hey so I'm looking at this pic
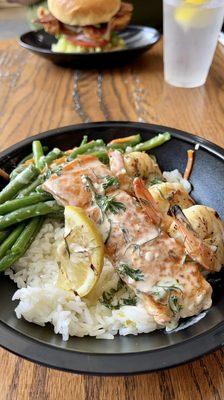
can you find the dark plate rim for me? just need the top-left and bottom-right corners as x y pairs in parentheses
(18, 26), (160, 56)
(0, 121), (224, 375)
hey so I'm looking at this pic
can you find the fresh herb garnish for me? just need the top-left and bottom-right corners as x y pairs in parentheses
(169, 294), (182, 315)
(102, 176), (119, 190)
(98, 194), (126, 214)
(123, 297), (137, 306)
(100, 280), (124, 310)
(100, 280), (137, 310)
(121, 225), (130, 243)
(148, 177), (163, 186)
(83, 175), (125, 218)
(118, 263), (144, 281)
(124, 232), (160, 256)
(151, 284), (183, 316)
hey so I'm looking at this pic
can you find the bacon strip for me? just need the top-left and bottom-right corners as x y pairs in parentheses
(36, 2), (133, 46)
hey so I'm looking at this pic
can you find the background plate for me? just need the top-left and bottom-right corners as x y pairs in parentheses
(0, 121), (224, 375)
(19, 26), (160, 68)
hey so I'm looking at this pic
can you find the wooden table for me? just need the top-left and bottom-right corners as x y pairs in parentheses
(1, 38), (224, 400)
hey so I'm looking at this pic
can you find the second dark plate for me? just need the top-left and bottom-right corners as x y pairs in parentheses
(19, 26), (160, 68)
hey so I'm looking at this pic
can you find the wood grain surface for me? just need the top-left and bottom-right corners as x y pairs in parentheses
(1, 38), (224, 400)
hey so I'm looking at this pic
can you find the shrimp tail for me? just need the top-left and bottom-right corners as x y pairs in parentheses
(108, 150), (126, 175)
(133, 178), (162, 226)
(170, 205), (215, 271)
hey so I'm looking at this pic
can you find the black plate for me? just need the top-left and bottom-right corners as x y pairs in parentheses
(19, 26), (160, 68)
(0, 122), (224, 375)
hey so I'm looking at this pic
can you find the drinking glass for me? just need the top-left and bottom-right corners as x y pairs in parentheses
(163, 0), (224, 88)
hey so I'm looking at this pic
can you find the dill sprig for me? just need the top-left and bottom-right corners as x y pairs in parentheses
(83, 175), (125, 217)
(118, 263), (144, 282)
(100, 280), (137, 310)
(123, 297), (137, 306)
(152, 284), (183, 316)
(98, 194), (126, 214)
(102, 176), (119, 190)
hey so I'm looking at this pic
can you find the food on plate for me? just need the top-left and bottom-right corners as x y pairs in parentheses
(1, 131), (224, 340)
(35, 0), (133, 53)
(57, 205), (104, 296)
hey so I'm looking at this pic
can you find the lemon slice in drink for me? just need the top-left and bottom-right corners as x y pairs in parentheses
(175, 1), (212, 28)
(57, 206), (104, 297)
(185, 0), (208, 4)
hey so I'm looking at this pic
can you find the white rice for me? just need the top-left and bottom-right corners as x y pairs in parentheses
(6, 220), (157, 341)
(163, 169), (192, 193)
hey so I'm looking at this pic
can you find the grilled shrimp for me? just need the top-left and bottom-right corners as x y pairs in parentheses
(149, 182), (194, 215)
(169, 205), (224, 272)
(131, 178), (212, 325)
(109, 150), (162, 192)
(148, 182), (194, 230)
(123, 151), (162, 181)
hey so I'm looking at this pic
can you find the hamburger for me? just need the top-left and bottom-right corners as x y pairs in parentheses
(36, 0), (133, 53)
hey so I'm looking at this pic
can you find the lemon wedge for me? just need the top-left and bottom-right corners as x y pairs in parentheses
(57, 206), (104, 297)
(175, 2), (212, 29)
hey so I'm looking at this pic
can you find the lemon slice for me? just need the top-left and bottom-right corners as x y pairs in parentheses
(57, 206), (104, 297)
(175, 1), (212, 28)
(185, 0), (208, 4)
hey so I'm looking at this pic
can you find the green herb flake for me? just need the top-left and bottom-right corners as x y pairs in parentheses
(98, 194), (126, 215)
(121, 226), (130, 243)
(123, 297), (137, 306)
(169, 294), (182, 315)
(151, 283), (183, 316)
(83, 175), (125, 217)
(102, 176), (119, 190)
(99, 280), (137, 310)
(118, 263), (144, 282)
(148, 177), (163, 187)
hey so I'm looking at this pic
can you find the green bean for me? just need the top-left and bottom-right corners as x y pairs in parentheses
(17, 175), (45, 198)
(0, 223), (25, 259)
(0, 229), (11, 244)
(17, 146), (48, 166)
(0, 165), (39, 204)
(80, 135), (88, 146)
(107, 134), (141, 150)
(0, 201), (62, 230)
(89, 150), (109, 163)
(0, 217), (44, 271)
(38, 148), (63, 171)
(33, 140), (44, 170)
(12, 217), (44, 254)
(131, 132), (171, 152)
(0, 193), (52, 215)
(10, 164), (26, 180)
(68, 139), (105, 161)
